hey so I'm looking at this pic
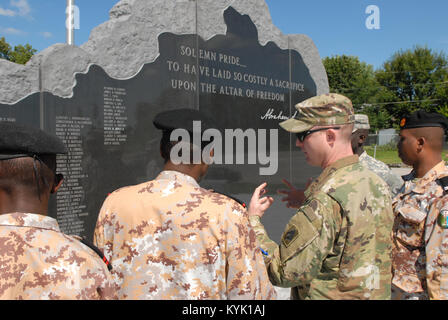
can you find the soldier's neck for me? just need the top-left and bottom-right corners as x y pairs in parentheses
(355, 147), (365, 156)
(162, 162), (203, 183)
(0, 188), (49, 216)
(323, 145), (354, 168)
(413, 155), (443, 178)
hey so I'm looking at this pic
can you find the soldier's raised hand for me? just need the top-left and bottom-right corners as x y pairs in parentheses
(248, 182), (274, 218)
(277, 178), (311, 209)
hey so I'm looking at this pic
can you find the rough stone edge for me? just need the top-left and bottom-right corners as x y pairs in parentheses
(0, 57), (40, 105)
(288, 34), (329, 96)
(197, 0), (328, 96)
(0, 0), (328, 104)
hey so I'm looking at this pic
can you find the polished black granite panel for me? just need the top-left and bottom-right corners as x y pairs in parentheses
(0, 7), (317, 243)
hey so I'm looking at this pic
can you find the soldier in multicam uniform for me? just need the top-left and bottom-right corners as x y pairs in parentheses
(277, 113), (403, 207)
(0, 122), (117, 300)
(351, 114), (403, 197)
(94, 108), (276, 300)
(248, 93), (394, 300)
(392, 110), (448, 300)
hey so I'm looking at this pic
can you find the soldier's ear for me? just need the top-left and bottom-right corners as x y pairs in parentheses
(416, 137), (425, 151)
(359, 133), (367, 144)
(51, 174), (64, 194)
(326, 129), (337, 144)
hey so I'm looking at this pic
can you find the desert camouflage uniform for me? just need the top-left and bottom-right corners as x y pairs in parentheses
(250, 155), (394, 300)
(359, 151), (403, 197)
(392, 161), (448, 300)
(0, 212), (117, 300)
(94, 170), (276, 300)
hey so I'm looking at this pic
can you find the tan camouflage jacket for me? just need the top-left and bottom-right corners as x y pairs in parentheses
(250, 155), (394, 300)
(94, 170), (276, 300)
(392, 161), (448, 300)
(0, 212), (118, 300)
(359, 151), (403, 198)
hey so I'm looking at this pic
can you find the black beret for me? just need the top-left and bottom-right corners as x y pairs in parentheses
(400, 110), (448, 130)
(0, 122), (67, 160)
(153, 108), (218, 134)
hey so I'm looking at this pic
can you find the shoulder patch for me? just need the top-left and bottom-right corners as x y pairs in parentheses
(438, 210), (448, 229)
(283, 226), (299, 247)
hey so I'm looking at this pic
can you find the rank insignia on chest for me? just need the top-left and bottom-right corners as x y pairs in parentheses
(438, 210), (448, 229)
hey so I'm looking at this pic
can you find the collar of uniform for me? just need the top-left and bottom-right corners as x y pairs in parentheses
(0, 212), (61, 232)
(404, 161), (448, 194)
(358, 151), (368, 161)
(156, 170), (200, 188)
(306, 155), (359, 197)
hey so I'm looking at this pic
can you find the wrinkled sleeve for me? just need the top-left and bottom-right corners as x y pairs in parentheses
(426, 197), (448, 300)
(250, 195), (340, 288)
(93, 195), (115, 262)
(225, 206), (277, 300)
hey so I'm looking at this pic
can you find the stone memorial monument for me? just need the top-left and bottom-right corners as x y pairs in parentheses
(0, 0), (329, 245)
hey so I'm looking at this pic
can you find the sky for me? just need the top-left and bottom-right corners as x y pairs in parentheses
(0, 0), (447, 70)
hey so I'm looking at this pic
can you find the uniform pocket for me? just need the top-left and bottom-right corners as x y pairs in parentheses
(395, 205), (426, 248)
(396, 204), (427, 224)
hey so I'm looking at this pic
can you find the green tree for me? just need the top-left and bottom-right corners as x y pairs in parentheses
(323, 54), (392, 131)
(375, 46), (448, 121)
(323, 55), (380, 109)
(0, 37), (36, 65)
(0, 37), (12, 60)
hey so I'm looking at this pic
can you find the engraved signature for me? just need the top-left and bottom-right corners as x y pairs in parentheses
(260, 108), (297, 120)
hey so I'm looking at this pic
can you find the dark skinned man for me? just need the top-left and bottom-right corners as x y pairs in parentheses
(392, 110), (448, 300)
(0, 122), (117, 299)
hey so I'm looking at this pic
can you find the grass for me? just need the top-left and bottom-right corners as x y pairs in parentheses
(364, 145), (448, 166)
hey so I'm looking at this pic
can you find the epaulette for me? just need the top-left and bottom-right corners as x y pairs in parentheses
(438, 176), (448, 194)
(213, 190), (247, 209)
(79, 238), (113, 271)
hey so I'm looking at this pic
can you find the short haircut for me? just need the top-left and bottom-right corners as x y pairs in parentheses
(409, 127), (445, 152)
(340, 123), (355, 142)
(0, 155), (56, 196)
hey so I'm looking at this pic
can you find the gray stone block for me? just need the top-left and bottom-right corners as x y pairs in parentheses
(0, 0), (328, 104)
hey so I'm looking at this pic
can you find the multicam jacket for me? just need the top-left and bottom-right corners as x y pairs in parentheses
(392, 161), (448, 300)
(250, 155), (394, 300)
(0, 212), (117, 300)
(94, 170), (276, 300)
(359, 151), (403, 198)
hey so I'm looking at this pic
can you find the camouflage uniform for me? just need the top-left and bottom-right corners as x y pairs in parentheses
(352, 114), (403, 197)
(359, 151), (403, 197)
(392, 161), (448, 300)
(0, 212), (117, 300)
(252, 93), (394, 300)
(251, 155), (394, 299)
(94, 170), (276, 300)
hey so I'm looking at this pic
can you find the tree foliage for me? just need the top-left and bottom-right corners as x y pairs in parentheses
(323, 55), (380, 109)
(0, 37), (36, 65)
(376, 46), (448, 122)
(323, 47), (448, 130)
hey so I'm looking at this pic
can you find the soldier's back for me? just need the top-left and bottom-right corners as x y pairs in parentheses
(94, 170), (276, 300)
(0, 212), (117, 300)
